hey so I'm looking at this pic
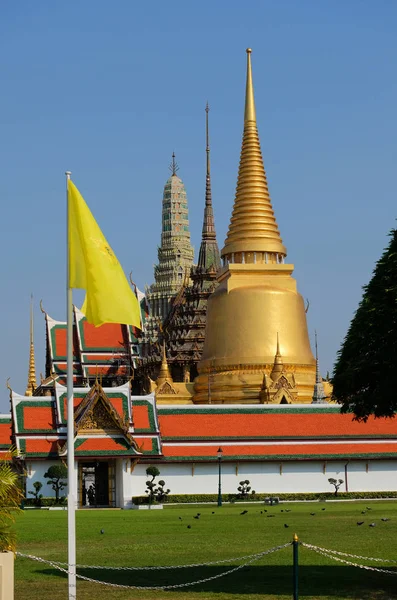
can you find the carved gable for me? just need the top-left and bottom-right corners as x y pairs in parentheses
(79, 400), (118, 432)
(156, 380), (179, 395)
(73, 382), (138, 449)
(260, 369), (298, 404)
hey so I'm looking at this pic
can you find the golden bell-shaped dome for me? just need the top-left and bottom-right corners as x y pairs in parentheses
(194, 50), (315, 404)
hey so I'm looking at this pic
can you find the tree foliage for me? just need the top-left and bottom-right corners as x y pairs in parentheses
(28, 481), (43, 506)
(145, 466), (170, 503)
(332, 229), (397, 420)
(0, 447), (23, 551)
(237, 480), (255, 499)
(44, 464), (68, 503)
(328, 478), (344, 496)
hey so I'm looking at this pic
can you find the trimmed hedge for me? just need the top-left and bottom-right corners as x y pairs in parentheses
(24, 496), (67, 507)
(132, 491), (397, 505)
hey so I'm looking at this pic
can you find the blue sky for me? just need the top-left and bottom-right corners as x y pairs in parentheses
(1, 1), (397, 411)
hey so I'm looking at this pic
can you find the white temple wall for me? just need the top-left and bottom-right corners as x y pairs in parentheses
(347, 461), (397, 492)
(116, 459), (138, 508)
(24, 459), (397, 504)
(25, 460), (77, 500)
(131, 460), (397, 497)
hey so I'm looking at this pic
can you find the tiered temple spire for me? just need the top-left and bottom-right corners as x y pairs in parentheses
(222, 49), (286, 262)
(146, 154), (194, 321)
(197, 103), (221, 271)
(312, 332), (327, 403)
(163, 104), (221, 382)
(25, 296), (37, 396)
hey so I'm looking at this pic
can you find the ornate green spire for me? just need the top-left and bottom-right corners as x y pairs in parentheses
(197, 103), (220, 272)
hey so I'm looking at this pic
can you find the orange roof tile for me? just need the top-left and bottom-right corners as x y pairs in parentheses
(81, 321), (126, 350)
(23, 407), (55, 431)
(84, 365), (129, 376)
(134, 405), (150, 430)
(25, 439), (59, 455)
(0, 422), (12, 447)
(54, 327), (67, 357)
(158, 411), (397, 439)
(162, 442), (397, 458)
(62, 397), (85, 421)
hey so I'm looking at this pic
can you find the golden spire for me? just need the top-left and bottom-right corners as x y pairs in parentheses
(222, 48), (286, 259)
(25, 295), (37, 396)
(270, 333), (284, 381)
(156, 341), (173, 385)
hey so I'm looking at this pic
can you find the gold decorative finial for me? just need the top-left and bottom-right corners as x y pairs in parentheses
(6, 378), (12, 400)
(25, 295), (37, 396)
(205, 102), (210, 176)
(169, 152), (179, 176)
(222, 48), (286, 259)
(244, 48), (256, 122)
(270, 333), (284, 381)
(39, 299), (46, 314)
(156, 341), (173, 385)
(293, 533), (299, 542)
(129, 271), (138, 297)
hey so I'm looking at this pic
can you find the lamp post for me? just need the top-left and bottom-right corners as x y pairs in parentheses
(217, 447), (223, 507)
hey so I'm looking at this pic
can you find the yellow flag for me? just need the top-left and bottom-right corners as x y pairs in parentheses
(68, 180), (141, 328)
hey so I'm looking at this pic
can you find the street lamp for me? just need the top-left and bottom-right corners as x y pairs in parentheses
(217, 447), (223, 507)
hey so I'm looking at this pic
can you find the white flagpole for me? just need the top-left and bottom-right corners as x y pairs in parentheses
(66, 170), (77, 599)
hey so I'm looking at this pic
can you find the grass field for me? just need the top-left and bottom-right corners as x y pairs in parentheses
(13, 500), (397, 600)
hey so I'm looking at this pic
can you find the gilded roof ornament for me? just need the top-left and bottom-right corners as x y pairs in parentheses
(25, 295), (37, 396)
(156, 341), (173, 385)
(312, 331), (327, 404)
(222, 48), (286, 258)
(270, 333), (284, 381)
(6, 378), (12, 401)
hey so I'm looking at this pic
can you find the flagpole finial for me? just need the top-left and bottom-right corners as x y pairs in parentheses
(65, 171), (72, 180)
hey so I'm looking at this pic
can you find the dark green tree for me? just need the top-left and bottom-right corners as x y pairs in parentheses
(144, 466), (170, 503)
(332, 229), (397, 420)
(328, 478), (344, 496)
(156, 480), (171, 502)
(44, 464), (68, 503)
(28, 481), (43, 506)
(237, 480), (253, 499)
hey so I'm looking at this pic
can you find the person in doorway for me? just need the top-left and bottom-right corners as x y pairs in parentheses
(87, 484), (95, 506)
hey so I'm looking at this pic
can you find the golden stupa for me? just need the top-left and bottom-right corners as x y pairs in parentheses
(194, 49), (315, 404)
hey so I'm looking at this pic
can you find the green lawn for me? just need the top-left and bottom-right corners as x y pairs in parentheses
(14, 501), (397, 600)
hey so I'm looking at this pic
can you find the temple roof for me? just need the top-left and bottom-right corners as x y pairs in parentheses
(10, 383), (160, 458)
(42, 305), (145, 388)
(5, 388), (397, 462)
(0, 415), (12, 456)
(157, 404), (397, 461)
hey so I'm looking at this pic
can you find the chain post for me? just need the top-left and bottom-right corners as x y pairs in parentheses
(293, 533), (299, 600)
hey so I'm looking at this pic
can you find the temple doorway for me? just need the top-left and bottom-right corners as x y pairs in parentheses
(79, 461), (116, 507)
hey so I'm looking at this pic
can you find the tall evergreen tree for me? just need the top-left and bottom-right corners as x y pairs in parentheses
(332, 229), (397, 420)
